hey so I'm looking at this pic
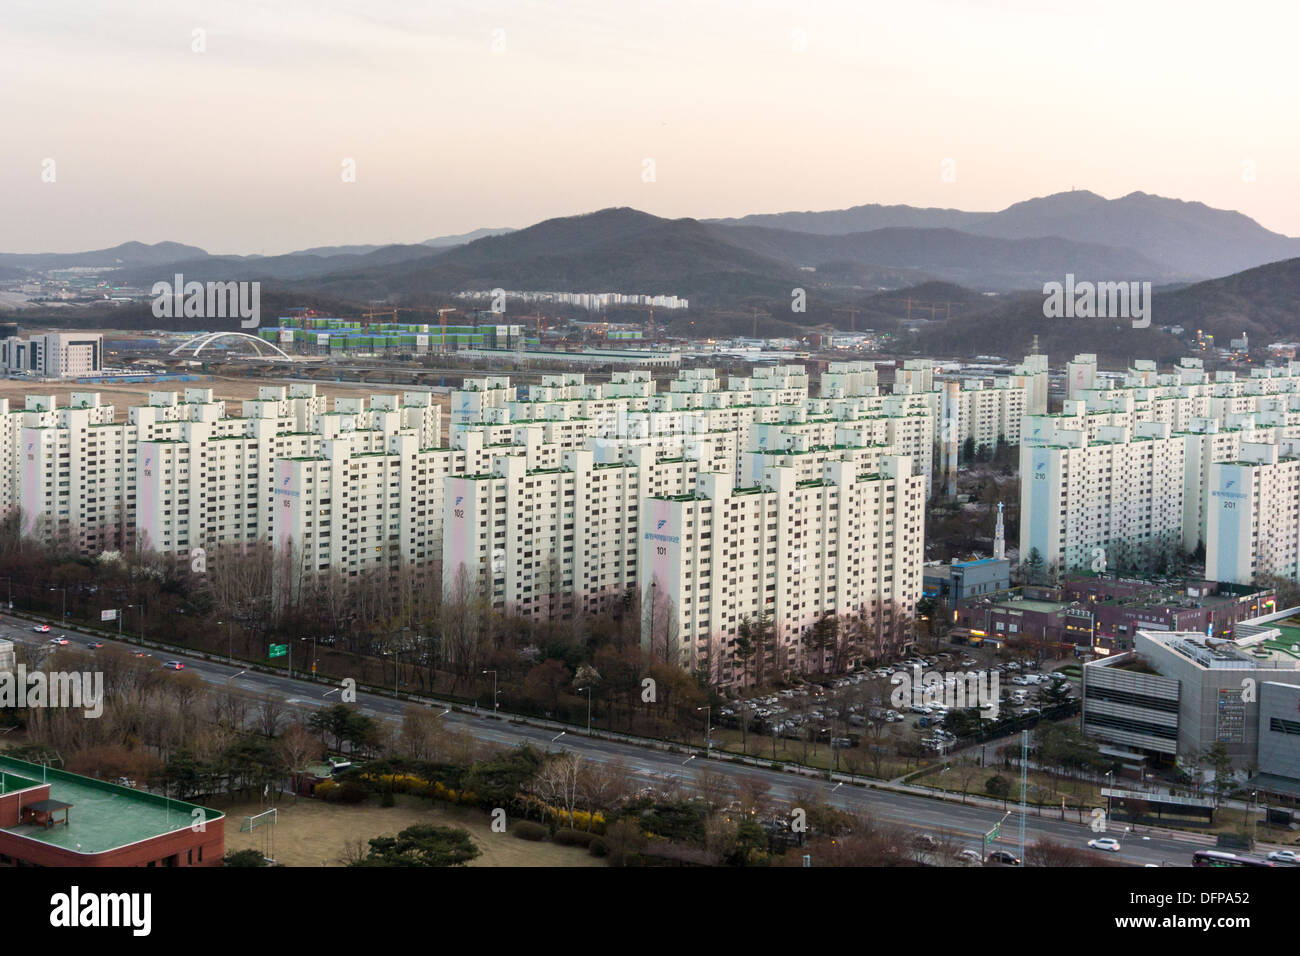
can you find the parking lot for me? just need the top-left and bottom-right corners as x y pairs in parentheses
(716, 644), (1079, 760)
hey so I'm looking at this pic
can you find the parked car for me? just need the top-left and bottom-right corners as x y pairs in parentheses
(1088, 837), (1122, 852)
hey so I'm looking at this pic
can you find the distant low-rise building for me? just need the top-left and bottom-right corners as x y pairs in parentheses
(0, 332), (102, 378)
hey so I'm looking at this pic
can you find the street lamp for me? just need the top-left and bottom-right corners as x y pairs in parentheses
(49, 587), (66, 624)
(482, 669), (498, 712)
(578, 685), (593, 733)
(217, 619), (234, 664)
(299, 634), (318, 680)
(697, 705), (711, 757)
(1104, 770), (1113, 821)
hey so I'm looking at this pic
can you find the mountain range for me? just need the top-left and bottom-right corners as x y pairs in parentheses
(707, 190), (1300, 278)
(3, 191), (1299, 336)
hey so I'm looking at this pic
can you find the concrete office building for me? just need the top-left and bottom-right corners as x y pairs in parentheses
(0, 332), (103, 378)
(1082, 624), (1300, 779)
(1258, 681), (1300, 796)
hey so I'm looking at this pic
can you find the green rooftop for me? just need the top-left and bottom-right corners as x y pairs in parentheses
(1264, 625), (1300, 660)
(0, 755), (223, 855)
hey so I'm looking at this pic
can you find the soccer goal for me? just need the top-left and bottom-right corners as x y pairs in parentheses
(240, 808), (278, 863)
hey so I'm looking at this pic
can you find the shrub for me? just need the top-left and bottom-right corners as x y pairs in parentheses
(512, 821), (548, 841)
(588, 837), (609, 858)
(315, 778), (366, 803)
(224, 849), (268, 867)
(553, 829), (596, 848)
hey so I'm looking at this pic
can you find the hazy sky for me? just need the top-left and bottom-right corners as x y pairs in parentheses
(4, 0), (1298, 254)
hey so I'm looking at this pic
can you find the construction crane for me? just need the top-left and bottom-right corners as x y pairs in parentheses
(515, 313), (547, 340)
(437, 308), (458, 351)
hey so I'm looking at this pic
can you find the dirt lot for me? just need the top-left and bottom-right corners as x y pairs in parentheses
(222, 796), (602, 867)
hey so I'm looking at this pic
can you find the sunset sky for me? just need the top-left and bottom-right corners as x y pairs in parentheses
(4, 0), (1298, 253)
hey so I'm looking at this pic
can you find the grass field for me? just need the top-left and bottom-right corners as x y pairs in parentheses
(222, 795), (602, 867)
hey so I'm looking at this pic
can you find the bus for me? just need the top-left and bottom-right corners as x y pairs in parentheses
(1191, 850), (1274, 867)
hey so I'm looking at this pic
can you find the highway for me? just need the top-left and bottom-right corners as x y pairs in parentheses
(2, 617), (1224, 867)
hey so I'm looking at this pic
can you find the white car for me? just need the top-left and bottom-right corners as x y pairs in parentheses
(32, 624), (50, 633)
(1088, 837), (1121, 852)
(1267, 849), (1300, 864)
(1011, 676), (1030, 686)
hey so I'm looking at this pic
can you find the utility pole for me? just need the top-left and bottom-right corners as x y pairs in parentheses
(1018, 730), (1029, 863)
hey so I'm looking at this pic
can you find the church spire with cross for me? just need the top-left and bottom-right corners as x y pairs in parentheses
(994, 501), (1005, 561)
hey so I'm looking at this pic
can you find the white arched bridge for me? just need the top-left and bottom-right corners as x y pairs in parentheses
(168, 331), (293, 360)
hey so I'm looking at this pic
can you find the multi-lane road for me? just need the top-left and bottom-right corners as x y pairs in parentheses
(2, 617), (1224, 866)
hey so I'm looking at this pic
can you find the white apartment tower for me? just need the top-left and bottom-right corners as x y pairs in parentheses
(640, 455), (925, 685)
(1020, 417), (1186, 576)
(1206, 440), (1300, 586)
